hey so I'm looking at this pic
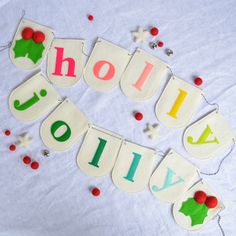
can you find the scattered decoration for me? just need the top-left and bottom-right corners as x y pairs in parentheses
(150, 27), (159, 36)
(157, 41), (164, 47)
(132, 27), (149, 43)
(143, 123), (160, 139)
(134, 112), (143, 121)
(9, 144), (16, 152)
(4, 129), (11, 136)
(31, 161), (39, 170)
(149, 42), (157, 49)
(165, 48), (173, 56)
(16, 133), (33, 149)
(87, 15), (94, 21)
(91, 187), (101, 196)
(194, 77), (203, 86)
(42, 149), (50, 157)
(23, 155), (31, 164)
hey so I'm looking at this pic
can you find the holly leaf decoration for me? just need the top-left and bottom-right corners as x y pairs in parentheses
(13, 38), (45, 64)
(179, 198), (209, 226)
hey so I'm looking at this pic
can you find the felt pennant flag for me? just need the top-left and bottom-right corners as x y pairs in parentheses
(40, 99), (89, 152)
(9, 72), (61, 122)
(183, 110), (235, 159)
(77, 125), (123, 177)
(83, 38), (131, 92)
(10, 19), (54, 70)
(149, 150), (198, 203)
(173, 180), (224, 230)
(155, 76), (203, 128)
(120, 49), (169, 101)
(112, 141), (156, 192)
(47, 39), (87, 87)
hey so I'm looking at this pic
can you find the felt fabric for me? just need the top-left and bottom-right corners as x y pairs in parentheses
(0, 0), (236, 235)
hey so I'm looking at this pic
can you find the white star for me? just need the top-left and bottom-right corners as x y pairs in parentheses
(17, 133), (33, 149)
(143, 123), (160, 139)
(132, 27), (149, 43)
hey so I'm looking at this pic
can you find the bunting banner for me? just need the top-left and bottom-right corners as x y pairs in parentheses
(10, 18), (54, 70)
(112, 141), (156, 192)
(5, 17), (236, 232)
(120, 49), (169, 101)
(40, 99), (89, 151)
(149, 150), (198, 203)
(77, 125), (123, 177)
(47, 38), (87, 87)
(9, 72), (61, 122)
(173, 180), (224, 230)
(155, 76), (203, 128)
(83, 38), (131, 92)
(183, 110), (235, 159)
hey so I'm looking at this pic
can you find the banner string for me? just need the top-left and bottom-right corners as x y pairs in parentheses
(201, 94), (220, 112)
(200, 138), (235, 176)
(0, 10), (25, 53)
(217, 214), (225, 236)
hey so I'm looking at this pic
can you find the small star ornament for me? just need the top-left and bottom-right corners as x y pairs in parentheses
(42, 149), (50, 157)
(16, 133), (33, 149)
(165, 48), (173, 56)
(144, 123), (160, 139)
(132, 27), (149, 43)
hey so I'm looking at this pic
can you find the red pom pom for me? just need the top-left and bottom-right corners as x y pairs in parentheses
(157, 41), (164, 47)
(9, 144), (16, 152)
(134, 112), (143, 121)
(194, 191), (207, 204)
(4, 129), (11, 136)
(194, 77), (203, 86)
(91, 187), (100, 196)
(88, 15), (94, 21)
(23, 156), (31, 165)
(205, 196), (218, 208)
(22, 27), (34, 40)
(150, 27), (159, 36)
(33, 31), (45, 44)
(31, 161), (39, 170)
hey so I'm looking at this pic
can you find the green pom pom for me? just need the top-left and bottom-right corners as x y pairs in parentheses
(13, 38), (45, 64)
(179, 198), (209, 226)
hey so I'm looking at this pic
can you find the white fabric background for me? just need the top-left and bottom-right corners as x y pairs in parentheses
(0, 0), (236, 235)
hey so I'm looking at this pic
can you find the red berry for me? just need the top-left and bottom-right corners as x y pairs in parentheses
(150, 27), (159, 36)
(194, 191), (207, 204)
(4, 129), (11, 136)
(91, 187), (100, 196)
(194, 77), (203, 86)
(23, 156), (31, 165)
(88, 15), (94, 21)
(9, 144), (16, 152)
(22, 27), (34, 40)
(205, 196), (218, 208)
(31, 161), (39, 170)
(157, 41), (164, 47)
(33, 31), (45, 44)
(134, 112), (143, 121)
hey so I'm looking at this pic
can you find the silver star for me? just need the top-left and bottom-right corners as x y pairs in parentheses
(17, 133), (33, 149)
(42, 149), (50, 157)
(165, 48), (173, 56)
(132, 27), (149, 43)
(143, 123), (160, 139)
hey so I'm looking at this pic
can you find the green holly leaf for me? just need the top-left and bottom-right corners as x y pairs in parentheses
(13, 38), (45, 64)
(179, 198), (209, 226)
